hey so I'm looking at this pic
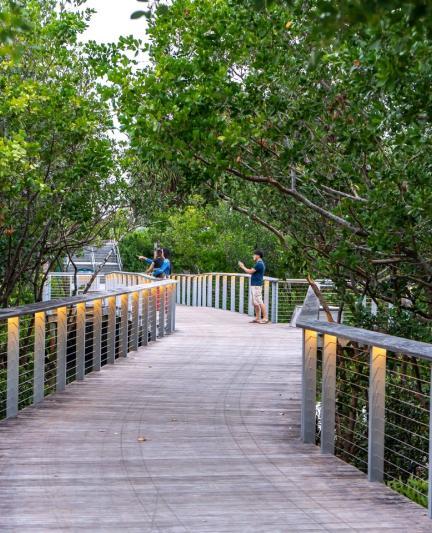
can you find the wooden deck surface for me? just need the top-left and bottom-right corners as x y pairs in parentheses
(0, 307), (430, 532)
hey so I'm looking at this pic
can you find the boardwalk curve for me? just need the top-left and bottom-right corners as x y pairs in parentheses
(0, 307), (430, 532)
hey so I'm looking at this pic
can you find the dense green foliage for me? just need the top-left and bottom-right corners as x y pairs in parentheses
(0, 0), (126, 306)
(116, 0), (432, 325)
(120, 198), (290, 276)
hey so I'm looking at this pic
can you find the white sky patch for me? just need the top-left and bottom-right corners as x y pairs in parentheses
(80, 0), (149, 46)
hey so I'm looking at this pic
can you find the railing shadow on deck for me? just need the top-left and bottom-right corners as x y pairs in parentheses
(0, 272), (177, 422)
(297, 286), (432, 517)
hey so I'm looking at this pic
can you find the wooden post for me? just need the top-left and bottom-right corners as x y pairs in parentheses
(321, 334), (337, 454)
(247, 280), (253, 316)
(92, 299), (102, 371)
(186, 277), (191, 306)
(202, 276), (207, 307)
(239, 276), (245, 314)
(6, 316), (19, 418)
(182, 277), (187, 305)
(207, 275), (213, 307)
(159, 286), (166, 337)
(264, 280), (270, 314)
(215, 275), (220, 309)
(76, 303), (86, 378)
(120, 294), (128, 357)
(151, 289), (157, 341)
(222, 276), (227, 310)
(230, 276), (236, 312)
(142, 290), (149, 346)
(166, 287), (173, 334)
(106, 297), (116, 364)
(368, 346), (386, 482)
(56, 306), (67, 392)
(271, 281), (278, 323)
(301, 329), (317, 443)
(33, 312), (46, 405)
(130, 291), (139, 351)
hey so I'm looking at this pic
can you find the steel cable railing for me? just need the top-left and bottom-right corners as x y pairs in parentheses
(297, 286), (432, 517)
(0, 273), (177, 423)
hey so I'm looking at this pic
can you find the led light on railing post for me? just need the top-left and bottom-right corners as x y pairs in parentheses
(56, 307), (67, 393)
(33, 311), (46, 405)
(301, 329), (317, 444)
(92, 299), (102, 372)
(368, 346), (386, 483)
(321, 334), (337, 455)
(6, 316), (19, 419)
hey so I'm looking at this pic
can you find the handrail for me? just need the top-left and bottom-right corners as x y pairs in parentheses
(296, 285), (432, 517)
(0, 273), (178, 422)
(172, 272), (280, 323)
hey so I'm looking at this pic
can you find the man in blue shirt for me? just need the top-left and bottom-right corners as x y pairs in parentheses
(238, 249), (268, 324)
(138, 249), (171, 278)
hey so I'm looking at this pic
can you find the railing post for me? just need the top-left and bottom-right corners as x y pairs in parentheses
(230, 276), (236, 312)
(429, 366), (432, 518)
(186, 277), (191, 306)
(248, 280), (253, 316)
(151, 289), (157, 341)
(368, 346), (386, 482)
(130, 291), (139, 351)
(142, 290), (149, 346)
(33, 311), (46, 405)
(120, 294), (128, 357)
(166, 286), (173, 334)
(239, 276), (245, 314)
(93, 299), (102, 371)
(56, 306), (67, 392)
(215, 275), (220, 309)
(159, 286), (166, 337)
(6, 316), (19, 418)
(321, 334), (337, 454)
(176, 276), (181, 304)
(222, 276), (227, 310)
(301, 329), (317, 443)
(271, 281), (278, 323)
(197, 275), (202, 306)
(207, 275), (213, 307)
(202, 276), (207, 307)
(192, 277), (197, 307)
(106, 297), (116, 364)
(171, 284), (176, 331)
(264, 280), (270, 315)
(182, 277), (187, 305)
(76, 303), (86, 378)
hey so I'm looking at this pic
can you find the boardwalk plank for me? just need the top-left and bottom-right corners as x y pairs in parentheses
(0, 307), (430, 532)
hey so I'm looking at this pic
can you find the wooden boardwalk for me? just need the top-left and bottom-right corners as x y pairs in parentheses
(0, 307), (430, 532)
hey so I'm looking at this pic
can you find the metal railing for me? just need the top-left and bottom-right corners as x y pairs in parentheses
(297, 286), (432, 516)
(0, 273), (177, 421)
(171, 273), (280, 322)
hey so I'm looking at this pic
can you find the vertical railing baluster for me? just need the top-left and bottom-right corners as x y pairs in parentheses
(222, 276), (227, 310)
(301, 329), (317, 443)
(142, 290), (149, 346)
(6, 316), (19, 418)
(151, 288), (157, 341)
(368, 346), (386, 482)
(264, 280), (270, 315)
(33, 311), (45, 405)
(120, 294), (128, 357)
(130, 291), (139, 351)
(321, 334), (337, 454)
(247, 279), (253, 316)
(429, 365), (432, 518)
(159, 286), (166, 337)
(197, 276), (202, 306)
(56, 306), (67, 392)
(186, 277), (191, 306)
(202, 276), (207, 307)
(215, 275), (220, 308)
(106, 297), (116, 364)
(207, 274), (213, 307)
(239, 276), (244, 314)
(93, 299), (102, 371)
(182, 276), (187, 305)
(230, 276), (236, 312)
(166, 286), (173, 334)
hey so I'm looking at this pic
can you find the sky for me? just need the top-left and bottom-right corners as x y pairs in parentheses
(80, 0), (149, 45)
